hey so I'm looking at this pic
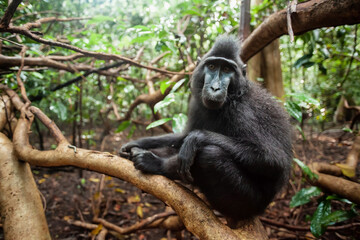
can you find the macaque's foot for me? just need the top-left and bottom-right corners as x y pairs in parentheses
(130, 147), (164, 175)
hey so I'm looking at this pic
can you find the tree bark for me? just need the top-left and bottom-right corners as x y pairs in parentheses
(262, 39), (284, 99)
(246, 1), (285, 99)
(0, 133), (51, 240)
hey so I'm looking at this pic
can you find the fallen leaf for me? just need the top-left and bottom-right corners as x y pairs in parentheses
(336, 163), (356, 178)
(137, 205), (143, 218)
(91, 224), (103, 236)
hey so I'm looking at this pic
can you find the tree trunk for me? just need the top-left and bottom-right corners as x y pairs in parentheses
(246, 0), (285, 100)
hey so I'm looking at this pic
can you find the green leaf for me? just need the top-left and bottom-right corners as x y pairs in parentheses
(296, 125), (306, 141)
(310, 199), (332, 238)
(51, 101), (67, 121)
(288, 93), (320, 107)
(131, 33), (155, 44)
(31, 72), (44, 79)
(127, 124), (137, 139)
(182, 9), (202, 16)
(116, 121), (131, 133)
(172, 113), (187, 133)
(160, 80), (173, 94)
(294, 53), (313, 69)
(146, 118), (172, 130)
(80, 178), (86, 185)
(284, 101), (302, 122)
(321, 209), (357, 226)
(342, 127), (353, 133)
(293, 158), (318, 181)
(325, 195), (352, 204)
(290, 186), (322, 208)
(170, 78), (186, 93)
(154, 93), (175, 113)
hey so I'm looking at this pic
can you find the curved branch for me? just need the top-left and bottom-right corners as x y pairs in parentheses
(241, 0), (360, 62)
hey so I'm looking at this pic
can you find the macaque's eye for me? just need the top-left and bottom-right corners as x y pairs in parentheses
(208, 64), (215, 70)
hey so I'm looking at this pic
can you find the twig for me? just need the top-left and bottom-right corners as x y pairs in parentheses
(93, 211), (177, 234)
(0, 36), (25, 47)
(12, 10), (62, 21)
(29, 106), (67, 144)
(16, 46), (31, 104)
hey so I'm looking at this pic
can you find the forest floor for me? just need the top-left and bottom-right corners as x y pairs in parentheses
(0, 125), (359, 240)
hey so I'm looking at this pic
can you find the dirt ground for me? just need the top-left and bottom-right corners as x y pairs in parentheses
(0, 126), (359, 240)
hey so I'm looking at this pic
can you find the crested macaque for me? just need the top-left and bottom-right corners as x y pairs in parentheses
(120, 36), (292, 221)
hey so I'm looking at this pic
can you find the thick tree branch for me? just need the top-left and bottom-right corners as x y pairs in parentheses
(308, 162), (360, 204)
(241, 0), (360, 62)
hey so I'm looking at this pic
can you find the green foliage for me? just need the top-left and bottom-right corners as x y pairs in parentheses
(146, 118), (172, 130)
(292, 158), (359, 237)
(290, 186), (322, 208)
(310, 199), (358, 238)
(293, 158), (318, 181)
(284, 93), (321, 139)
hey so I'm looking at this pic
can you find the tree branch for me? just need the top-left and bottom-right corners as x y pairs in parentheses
(0, 24), (191, 75)
(0, 0), (23, 28)
(241, 0), (360, 62)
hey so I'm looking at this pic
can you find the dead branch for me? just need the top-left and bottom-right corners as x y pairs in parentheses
(92, 211), (178, 234)
(241, 0), (360, 62)
(0, 133), (51, 239)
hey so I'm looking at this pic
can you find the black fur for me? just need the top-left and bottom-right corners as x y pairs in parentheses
(120, 35), (292, 220)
